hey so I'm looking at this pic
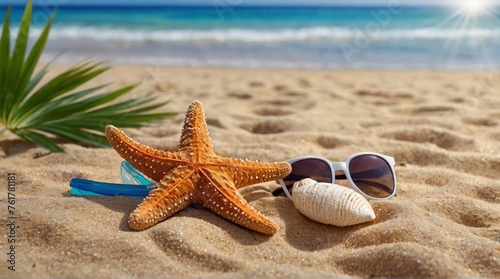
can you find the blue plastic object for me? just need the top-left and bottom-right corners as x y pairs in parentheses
(120, 161), (154, 185)
(69, 161), (155, 197)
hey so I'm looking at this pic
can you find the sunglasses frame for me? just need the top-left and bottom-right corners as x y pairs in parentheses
(278, 152), (397, 200)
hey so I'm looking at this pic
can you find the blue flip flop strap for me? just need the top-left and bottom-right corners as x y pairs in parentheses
(69, 178), (153, 197)
(70, 161), (155, 197)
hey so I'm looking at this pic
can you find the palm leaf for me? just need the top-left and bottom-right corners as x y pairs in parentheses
(0, 5), (12, 122)
(5, 0), (32, 114)
(0, 1), (177, 152)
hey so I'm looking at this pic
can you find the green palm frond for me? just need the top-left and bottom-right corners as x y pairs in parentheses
(0, 1), (177, 152)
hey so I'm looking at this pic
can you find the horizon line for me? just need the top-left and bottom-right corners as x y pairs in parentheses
(1, 3), (490, 8)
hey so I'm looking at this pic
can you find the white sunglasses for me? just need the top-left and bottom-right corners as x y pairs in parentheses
(273, 152), (397, 200)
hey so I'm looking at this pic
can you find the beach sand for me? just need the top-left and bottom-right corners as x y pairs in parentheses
(1, 66), (499, 278)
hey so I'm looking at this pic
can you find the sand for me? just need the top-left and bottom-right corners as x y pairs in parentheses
(1, 66), (499, 278)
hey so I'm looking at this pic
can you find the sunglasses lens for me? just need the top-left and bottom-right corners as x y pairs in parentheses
(348, 155), (395, 198)
(283, 158), (332, 195)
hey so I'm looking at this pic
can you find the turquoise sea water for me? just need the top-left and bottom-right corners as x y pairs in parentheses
(3, 5), (500, 69)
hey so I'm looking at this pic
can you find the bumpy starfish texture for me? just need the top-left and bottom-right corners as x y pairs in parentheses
(105, 100), (291, 235)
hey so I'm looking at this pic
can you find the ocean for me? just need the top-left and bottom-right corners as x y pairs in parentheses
(3, 4), (500, 69)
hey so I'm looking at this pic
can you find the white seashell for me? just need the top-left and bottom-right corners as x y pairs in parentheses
(291, 178), (376, 227)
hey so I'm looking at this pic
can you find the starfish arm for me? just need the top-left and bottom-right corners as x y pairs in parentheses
(128, 166), (196, 231)
(106, 125), (185, 182)
(196, 168), (279, 235)
(178, 100), (216, 160)
(214, 158), (291, 189)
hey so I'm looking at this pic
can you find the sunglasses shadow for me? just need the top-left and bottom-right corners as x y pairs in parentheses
(270, 190), (377, 251)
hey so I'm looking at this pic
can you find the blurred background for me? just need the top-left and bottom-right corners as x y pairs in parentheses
(1, 0), (500, 69)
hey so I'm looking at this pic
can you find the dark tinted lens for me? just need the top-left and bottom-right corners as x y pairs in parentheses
(283, 159), (332, 195)
(348, 155), (395, 198)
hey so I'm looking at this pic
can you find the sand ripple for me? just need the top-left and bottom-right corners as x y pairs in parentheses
(2, 68), (499, 278)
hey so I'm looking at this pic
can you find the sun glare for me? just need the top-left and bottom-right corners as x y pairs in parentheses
(462, 0), (487, 15)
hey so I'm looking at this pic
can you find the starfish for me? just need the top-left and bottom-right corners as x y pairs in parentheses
(105, 100), (291, 235)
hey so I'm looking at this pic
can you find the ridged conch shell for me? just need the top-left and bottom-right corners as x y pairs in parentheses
(292, 178), (376, 227)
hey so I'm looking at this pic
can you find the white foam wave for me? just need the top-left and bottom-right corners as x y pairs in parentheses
(14, 26), (500, 43)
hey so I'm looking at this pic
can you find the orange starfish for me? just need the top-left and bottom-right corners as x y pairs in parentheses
(105, 100), (291, 235)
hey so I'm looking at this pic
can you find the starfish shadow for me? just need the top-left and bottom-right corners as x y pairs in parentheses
(178, 206), (274, 245)
(62, 193), (141, 231)
(64, 190), (275, 240)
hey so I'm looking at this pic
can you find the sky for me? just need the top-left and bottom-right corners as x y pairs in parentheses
(1, 0), (499, 6)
